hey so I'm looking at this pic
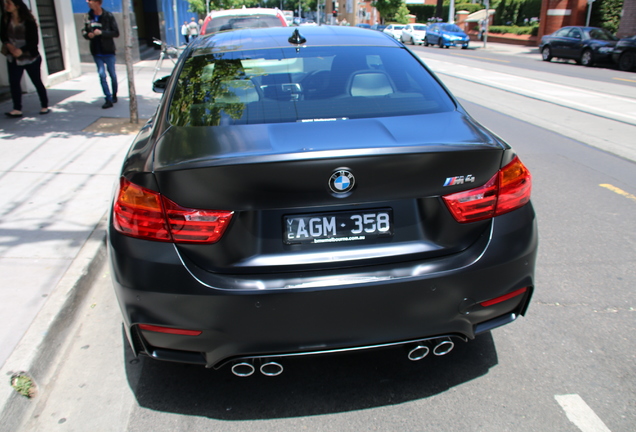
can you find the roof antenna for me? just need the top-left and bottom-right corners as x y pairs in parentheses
(288, 29), (306, 45)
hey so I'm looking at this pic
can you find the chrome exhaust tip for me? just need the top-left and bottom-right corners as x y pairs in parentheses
(432, 337), (454, 356)
(406, 343), (430, 361)
(231, 361), (255, 377)
(260, 360), (284, 377)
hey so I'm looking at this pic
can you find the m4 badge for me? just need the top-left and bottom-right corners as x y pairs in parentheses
(443, 175), (475, 187)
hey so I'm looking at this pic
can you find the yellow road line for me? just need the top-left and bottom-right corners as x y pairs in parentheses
(600, 184), (636, 202)
(612, 77), (636, 83)
(450, 53), (510, 63)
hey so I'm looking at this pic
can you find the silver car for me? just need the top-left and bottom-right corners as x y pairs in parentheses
(401, 24), (428, 45)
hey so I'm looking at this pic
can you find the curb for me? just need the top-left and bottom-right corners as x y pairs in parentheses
(0, 215), (108, 432)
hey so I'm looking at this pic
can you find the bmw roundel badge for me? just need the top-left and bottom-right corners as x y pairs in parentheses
(329, 169), (355, 194)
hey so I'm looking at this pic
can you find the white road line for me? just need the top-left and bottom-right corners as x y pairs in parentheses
(555, 394), (611, 432)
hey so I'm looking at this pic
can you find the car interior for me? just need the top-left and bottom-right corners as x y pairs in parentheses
(173, 47), (454, 127)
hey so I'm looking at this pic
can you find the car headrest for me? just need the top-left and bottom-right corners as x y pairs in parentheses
(348, 71), (395, 97)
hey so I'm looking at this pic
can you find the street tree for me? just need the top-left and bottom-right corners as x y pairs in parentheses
(373, 0), (404, 23)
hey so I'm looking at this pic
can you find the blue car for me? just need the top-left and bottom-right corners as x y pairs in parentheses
(424, 23), (469, 49)
(540, 26), (618, 67)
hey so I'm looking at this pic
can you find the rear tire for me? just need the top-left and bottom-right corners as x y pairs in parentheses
(424, 38), (429, 47)
(618, 51), (636, 71)
(580, 49), (594, 67)
(541, 46), (552, 62)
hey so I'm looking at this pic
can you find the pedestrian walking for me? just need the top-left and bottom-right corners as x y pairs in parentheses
(188, 17), (199, 41)
(1, 0), (49, 117)
(181, 21), (189, 44)
(82, 0), (119, 109)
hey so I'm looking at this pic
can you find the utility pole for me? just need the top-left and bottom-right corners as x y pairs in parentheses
(586, 0), (595, 26)
(483, 0), (489, 49)
(122, 0), (138, 124)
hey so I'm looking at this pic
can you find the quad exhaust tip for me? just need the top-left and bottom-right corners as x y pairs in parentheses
(231, 362), (255, 377)
(407, 343), (430, 361)
(260, 360), (284, 377)
(231, 337), (456, 376)
(432, 337), (454, 356)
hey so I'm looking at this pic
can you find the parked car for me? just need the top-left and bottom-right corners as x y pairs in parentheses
(612, 35), (636, 71)
(383, 24), (405, 40)
(370, 24), (387, 32)
(539, 26), (618, 67)
(299, 19), (317, 26)
(356, 23), (371, 29)
(200, 7), (287, 35)
(401, 24), (428, 45)
(424, 23), (469, 49)
(111, 26), (537, 376)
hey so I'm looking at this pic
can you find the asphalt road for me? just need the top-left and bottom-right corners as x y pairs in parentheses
(413, 43), (636, 86)
(18, 48), (636, 431)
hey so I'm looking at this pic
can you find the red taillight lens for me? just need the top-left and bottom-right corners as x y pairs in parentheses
(162, 196), (234, 243)
(496, 157), (532, 215)
(442, 156), (532, 223)
(113, 178), (171, 240)
(113, 178), (233, 243)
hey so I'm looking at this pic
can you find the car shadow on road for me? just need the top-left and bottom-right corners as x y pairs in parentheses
(124, 332), (498, 420)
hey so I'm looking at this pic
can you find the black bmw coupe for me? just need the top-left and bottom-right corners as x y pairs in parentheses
(108, 26), (537, 376)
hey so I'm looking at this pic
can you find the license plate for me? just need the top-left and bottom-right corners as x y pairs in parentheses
(284, 209), (393, 244)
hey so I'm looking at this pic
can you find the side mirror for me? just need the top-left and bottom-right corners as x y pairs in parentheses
(152, 75), (170, 93)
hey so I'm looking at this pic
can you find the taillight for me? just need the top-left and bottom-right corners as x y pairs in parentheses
(113, 179), (170, 240)
(113, 178), (233, 243)
(442, 156), (531, 223)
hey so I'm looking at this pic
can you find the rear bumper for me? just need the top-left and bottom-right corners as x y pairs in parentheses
(109, 204), (537, 368)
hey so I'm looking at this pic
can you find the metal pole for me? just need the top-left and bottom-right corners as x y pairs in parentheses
(173, 0), (179, 47)
(483, 0), (489, 49)
(586, 0), (595, 27)
(121, 0), (138, 124)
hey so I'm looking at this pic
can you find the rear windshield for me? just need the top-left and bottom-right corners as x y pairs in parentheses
(586, 28), (618, 41)
(441, 24), (463, 33)
(203, 14), (284, 35)
(168, 46), (455, 127)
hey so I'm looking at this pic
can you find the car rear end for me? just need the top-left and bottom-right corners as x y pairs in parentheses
(584, 27), (618, 64)
(200, 7), (287, 35)
(109, 26), (537, 373)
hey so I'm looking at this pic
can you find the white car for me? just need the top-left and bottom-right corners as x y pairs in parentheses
(383, 24), (405, 40)
(401, 24), (428, 45)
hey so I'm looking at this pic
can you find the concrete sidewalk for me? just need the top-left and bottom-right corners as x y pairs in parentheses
(0, 55), (176, 429)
